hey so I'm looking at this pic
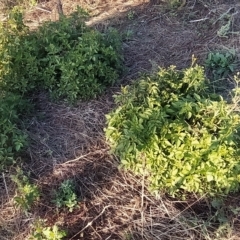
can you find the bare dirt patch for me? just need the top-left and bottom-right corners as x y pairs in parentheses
(1, 0), (240, 239)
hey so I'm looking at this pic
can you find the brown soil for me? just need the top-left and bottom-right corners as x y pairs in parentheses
(1, 0), (240, 239)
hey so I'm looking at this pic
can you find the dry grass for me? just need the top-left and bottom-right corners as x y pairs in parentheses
(1, 0), (240, 239)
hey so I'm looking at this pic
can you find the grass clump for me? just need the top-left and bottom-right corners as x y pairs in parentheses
(105, 62), (240, 197)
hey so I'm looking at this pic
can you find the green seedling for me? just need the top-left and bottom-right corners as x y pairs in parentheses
(11, 168), (39, 212)
(53, 179), (78, 212)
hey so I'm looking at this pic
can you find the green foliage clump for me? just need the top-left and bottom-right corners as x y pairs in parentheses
(0, 93), (28, 169)
(105, 63), (240, 197)
(205, 50), (236, 80)
(30, 219), (66, 240)
(0, 7), (123, 102)
(53, 179), (78, 212)
(11, 168), (40, 211)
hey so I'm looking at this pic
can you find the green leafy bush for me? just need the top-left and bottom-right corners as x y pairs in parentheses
(105, 64), (240, 197)
(0, 7), (123, 102)
(0, 93), (28, 169)
(0, 8), (41, 94)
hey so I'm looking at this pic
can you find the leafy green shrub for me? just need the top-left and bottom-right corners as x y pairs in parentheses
(0, 93), (28, 169)
(0, 8), (40, 95)
(53, 179), (78, 212)
(11, 168), (40, 211)
(105, 64), (240, 197)
(0, 7), (123, 102)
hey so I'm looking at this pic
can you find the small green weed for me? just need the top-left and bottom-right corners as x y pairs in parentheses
(11, 168), (39, 212)
(29, 219), (67, 240)
(124, 232), (133, 240)
(216, 9), (236, 38)
(123, 29), (134, 41)
(205, 50), (236, 80)
(167, 0), (182, 9)
(127, 10), (135, 20)
(53, 179), (78, 212)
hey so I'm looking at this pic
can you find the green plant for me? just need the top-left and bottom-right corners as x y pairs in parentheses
(205, 50), (236, 80)
(127, 10), (135, 20)
(0, 7), (123, 102)
(124, 232), (133, 240)
(30, 219), (67, 240)
(216, 10), (235, 38)
(11, 168), (40, 211)
(123, 29), (134, 41)
(0, 7), (39, 95)
(105, 63), (240, 197)
(168, 0), (182, 8)
(0, 93), (28, 169)
(53, 179), (78, 212)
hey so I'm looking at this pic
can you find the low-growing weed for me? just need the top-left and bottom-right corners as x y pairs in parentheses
(105, 62), (240, 197)
(167, 0), (182, 9)
(127, 10), (136, 20)
(29, 219), (67, 240)
(205, 50), (236, 80)
(11, 168), (39, 212)
(123, 29), (134, 41)
(53, 179), (78, 212)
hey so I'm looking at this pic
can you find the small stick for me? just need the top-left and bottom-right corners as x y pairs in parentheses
(57, 148), (109, 166)
(69, 205), (110, 239)
(57, 0), (64, 16)
(141, 153), (146, 237)
(35, 6), (52, 13)
(189, 17), (209, 23)
(2, 172), (10, 201)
